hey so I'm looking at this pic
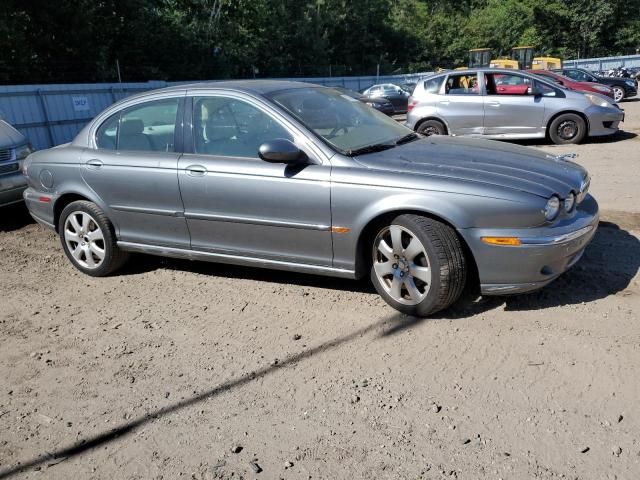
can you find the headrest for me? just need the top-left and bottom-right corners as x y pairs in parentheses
(120, 118), (144, 136)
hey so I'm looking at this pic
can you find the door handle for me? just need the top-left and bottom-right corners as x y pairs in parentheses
(86, 159), (103, 169)
(486, 101), (500, 107)
(186, 164), (207, 176)
(439, 100), (450, 105)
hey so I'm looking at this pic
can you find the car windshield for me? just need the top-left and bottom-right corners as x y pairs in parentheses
(267, 87), (412, 155)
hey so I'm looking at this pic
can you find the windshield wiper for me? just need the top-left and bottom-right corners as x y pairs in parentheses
(346, 143), (396, 156)
(395, 132), (419, 145)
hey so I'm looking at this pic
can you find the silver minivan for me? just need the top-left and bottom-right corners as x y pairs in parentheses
(0, 120), (32, 207)
(406, 68), (624, 145)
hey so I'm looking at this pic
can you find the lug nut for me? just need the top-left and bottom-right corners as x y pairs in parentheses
(392, 263), (398, 269)
(400, 272), (404, 277)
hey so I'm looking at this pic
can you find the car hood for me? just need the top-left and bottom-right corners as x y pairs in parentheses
(353, 136), (587, 199)
(0, 120), (27, 149)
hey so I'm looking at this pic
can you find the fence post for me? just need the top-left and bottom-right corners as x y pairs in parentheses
(36, 89), (54, 148)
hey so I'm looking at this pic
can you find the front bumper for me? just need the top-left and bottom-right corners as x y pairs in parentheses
(0, 171), (28, 207)
(586, 105), (625, 137)
(459, 195), (599, 295)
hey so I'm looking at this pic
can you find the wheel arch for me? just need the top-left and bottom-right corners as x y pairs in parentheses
(353, 209), (479, 290)
(54, 192), (95, 230)
(546, 110), (590, 137)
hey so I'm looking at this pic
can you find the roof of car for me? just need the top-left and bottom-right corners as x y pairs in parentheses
(155, 79), (317, 96)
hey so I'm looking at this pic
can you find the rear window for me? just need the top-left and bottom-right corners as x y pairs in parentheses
(424, 76), (444, 94)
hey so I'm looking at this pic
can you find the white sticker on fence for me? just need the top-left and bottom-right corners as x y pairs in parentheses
(72, 96), (90, 112)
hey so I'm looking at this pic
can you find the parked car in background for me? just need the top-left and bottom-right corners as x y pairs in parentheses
(407, 69), (624, 144)
(333, 87), (394, 115)
(527, 69), (614, 100)
(361, 83), (409, 113)
(553, 67), (637, 103)
(0, 120), (32, 207)
(398, 82), (417, 95)
(23, 81), (598, 317)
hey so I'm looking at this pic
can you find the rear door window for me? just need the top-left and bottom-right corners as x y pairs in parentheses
(95, 98), (180, 152)
(444, 74), (479, 95)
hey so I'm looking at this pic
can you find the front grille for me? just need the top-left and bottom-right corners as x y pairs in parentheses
(0, 162), (19, 175)
(0, 149), (12, 162)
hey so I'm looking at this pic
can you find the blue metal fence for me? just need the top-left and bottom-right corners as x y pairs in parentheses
(2, 52), (638, 150)
(563, 54), (640, 71)
(0, 73), (429, 150)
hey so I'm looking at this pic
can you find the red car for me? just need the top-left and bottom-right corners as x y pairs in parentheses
(526, 69), (615, 100)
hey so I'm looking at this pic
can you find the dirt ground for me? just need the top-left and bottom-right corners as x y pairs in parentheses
(1, 100), (639, 480)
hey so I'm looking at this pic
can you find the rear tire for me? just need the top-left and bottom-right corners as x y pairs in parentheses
(58, 200), (128, 277)
(370, 214), (466, 317)
(417, 119), (446, 136)
(548, 113), (586, 145)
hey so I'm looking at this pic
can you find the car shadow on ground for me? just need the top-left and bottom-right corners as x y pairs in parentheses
(0, 203), (34, 233)
(514, 129), (637, 148)
(119, 254), (378, 294)
(122, 222), (639, 329)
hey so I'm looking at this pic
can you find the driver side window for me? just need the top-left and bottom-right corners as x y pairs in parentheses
(193, 96), (292, 158)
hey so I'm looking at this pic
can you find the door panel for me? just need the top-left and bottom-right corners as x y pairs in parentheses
(179, 156), (332, 265)
(179, 94), (332, 266)
(82, 96), (190, 248)
(81, 149), (189, 248)
(483, 73), (546, 136)
(439, 72), (484, 135)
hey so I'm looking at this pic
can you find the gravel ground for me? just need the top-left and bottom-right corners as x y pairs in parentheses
(1, 100), (639, 480)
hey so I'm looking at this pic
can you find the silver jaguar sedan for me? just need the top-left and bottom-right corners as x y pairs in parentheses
(406, 68), (624, 144)
(23, 80), (598, 317)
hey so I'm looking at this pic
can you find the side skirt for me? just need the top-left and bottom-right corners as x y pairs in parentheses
(117, 241), (357, 279)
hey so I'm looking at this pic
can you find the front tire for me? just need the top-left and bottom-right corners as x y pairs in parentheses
(548, 113), (586, 145)
(58, 200), (128, 276)
(370, 214), (466, 317)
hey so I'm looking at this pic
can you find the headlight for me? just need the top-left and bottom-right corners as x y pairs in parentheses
(592, 85), (611, 93)
(564, 192), (576, 212)
(584, 93), (613, 108)
(15, 144), (33, 160)
(625, 80), (635, 87)
(544, 196), (561, 221)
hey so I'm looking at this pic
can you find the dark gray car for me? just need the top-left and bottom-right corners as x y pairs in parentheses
(23, 81), (598, 317)
(0, 120), (32, 207)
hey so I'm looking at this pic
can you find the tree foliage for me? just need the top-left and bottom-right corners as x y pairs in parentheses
(0, 0), (638, 84)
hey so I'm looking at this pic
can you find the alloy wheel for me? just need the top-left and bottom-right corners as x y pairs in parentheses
(372, 225), (432, 305)
(64, 211), (106, 269)
(613, 87), (624, 103)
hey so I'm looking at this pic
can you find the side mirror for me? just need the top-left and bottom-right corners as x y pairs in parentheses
(259, 139), (307, 165)
(528, 86), (543, 96)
